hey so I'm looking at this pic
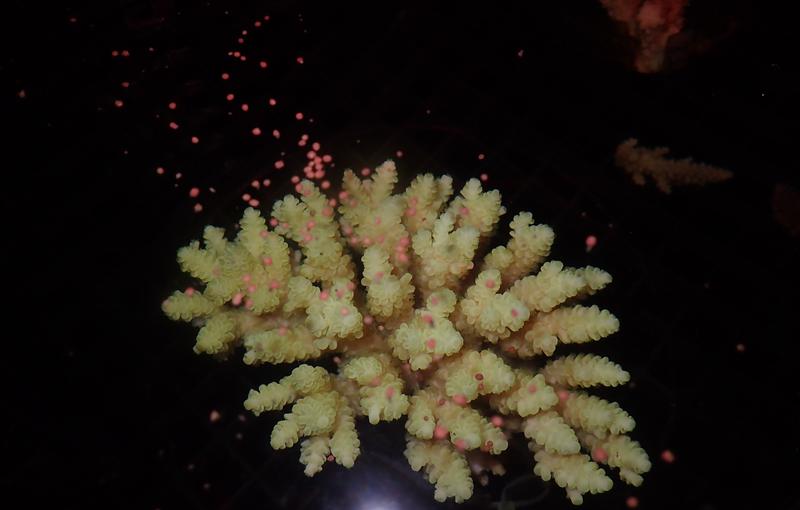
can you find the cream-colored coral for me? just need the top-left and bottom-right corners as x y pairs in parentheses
(405, 388), (507, 454)
(489, 370), (559, 417)
(530, 444), (614, 505)
(523, 410), (581, 455)
(560, 392), (636, 439)
(341, 353), (410, 424)
(456, 269), (530, 342)
(388, 289), (463, 370)
(412, 212), (480, 297)
(360, 246), (414, 323)
(615, 138), (732, 193)
(542, 353), (630, 388)
(579, 431), (651, 486)
(405, 437), (474, 503)
(506, 304), (620, 358)
(482, 212), (554, 287)
(163, 160), (649, 505)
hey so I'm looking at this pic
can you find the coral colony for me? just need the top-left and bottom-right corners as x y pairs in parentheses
(162, 161), (651, 504)
(599, 0), (688, 73)
(615, 138), (733, 194)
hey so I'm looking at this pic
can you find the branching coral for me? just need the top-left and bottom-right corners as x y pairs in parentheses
(615, 138), (733, 193)
(599, 0), (688, 73)
(162, 161), (650, 504)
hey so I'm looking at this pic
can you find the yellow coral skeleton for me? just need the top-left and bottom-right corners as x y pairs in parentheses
(162, 160), (650, 504)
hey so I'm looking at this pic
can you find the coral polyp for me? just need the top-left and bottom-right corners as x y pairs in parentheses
(162, 160), (650, 504)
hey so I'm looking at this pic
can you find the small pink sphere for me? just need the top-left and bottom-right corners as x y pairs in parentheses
(592, 447), (608, 463)
(585, 235), (598, 252)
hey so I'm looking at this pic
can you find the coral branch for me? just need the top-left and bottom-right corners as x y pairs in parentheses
(615, 138), (732, 193)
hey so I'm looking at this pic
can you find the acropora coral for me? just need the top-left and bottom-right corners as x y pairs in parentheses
(162, 160), (651, 504)
(616, 138), (733, 193)
(600, 0), (688, 73)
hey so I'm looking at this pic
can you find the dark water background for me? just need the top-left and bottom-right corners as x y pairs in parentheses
(5, 1), (798, 509)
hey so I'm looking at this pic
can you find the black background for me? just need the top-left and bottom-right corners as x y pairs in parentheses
(4, 1), (799, 509)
